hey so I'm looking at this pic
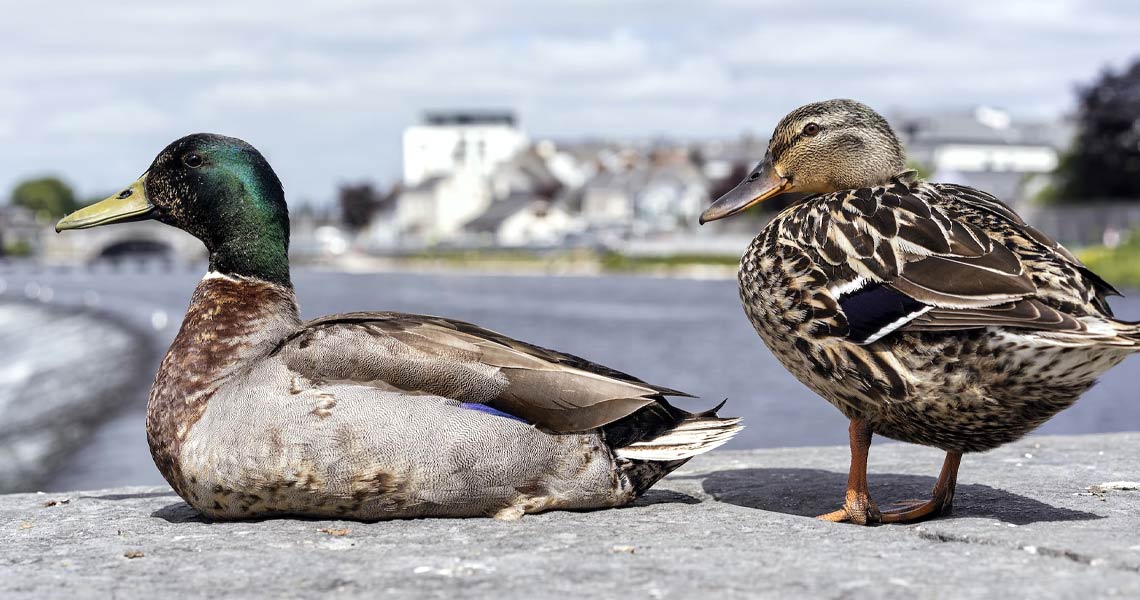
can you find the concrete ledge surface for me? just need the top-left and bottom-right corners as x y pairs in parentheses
(2, 433), (1139, 599)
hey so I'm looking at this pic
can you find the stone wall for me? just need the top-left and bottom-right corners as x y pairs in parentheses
(0, 301), (152, 492)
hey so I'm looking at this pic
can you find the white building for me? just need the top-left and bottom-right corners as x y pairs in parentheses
(891, 106), (1072, 206)
(402, 111), (528, 187)
(394, 170), (492, 243)
(577, 160), (709, 235)
(462, 194), (581, 248)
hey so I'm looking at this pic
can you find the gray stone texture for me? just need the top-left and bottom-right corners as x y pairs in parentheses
(2, 433), (1138, 599)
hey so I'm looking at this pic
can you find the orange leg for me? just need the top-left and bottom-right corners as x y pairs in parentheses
(880, 452), (962, 523)
(816, 418), (880, 525)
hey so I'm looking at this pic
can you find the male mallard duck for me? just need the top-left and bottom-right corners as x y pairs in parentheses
(700, 99), (1137, 524)
(56, 133), (741, 521)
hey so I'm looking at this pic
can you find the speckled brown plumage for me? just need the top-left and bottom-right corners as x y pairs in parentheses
(147, 275), (300, 499)
(739, 174), (1137, 453)
(703, 99), (1139, 524)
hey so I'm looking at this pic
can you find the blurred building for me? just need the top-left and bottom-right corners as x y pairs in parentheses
(0, 204), (45, 256)
(394, 111), (528, 245)
(394, 171), (492, 244)
(381, 125), (730, 250)
(402, 111), (528, 186)
(290, 203), (351, 259)
(576, 147), (709, 238)
(461, 193), (580, 248)
(892, 106), (1072, 207)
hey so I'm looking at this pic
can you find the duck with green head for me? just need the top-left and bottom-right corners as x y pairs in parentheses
(58, 134), (741, 520)
(700, 99), (1137, 524)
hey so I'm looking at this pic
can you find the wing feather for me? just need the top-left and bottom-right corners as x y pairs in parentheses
(273, 312), (689, 433)
(773, 175), (1114, 342)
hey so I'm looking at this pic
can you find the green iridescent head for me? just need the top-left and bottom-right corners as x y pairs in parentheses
(57, 133), (292, 286)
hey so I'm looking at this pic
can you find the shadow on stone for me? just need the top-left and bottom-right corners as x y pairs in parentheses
(153, 502), (211, 524)
(84, 491), (178, 501)
(701, 468), (1102, 526)
(150, 490), (702, 524)
(633, 489), (701, 507)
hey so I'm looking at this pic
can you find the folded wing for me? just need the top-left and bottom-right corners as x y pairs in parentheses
(272, 312), (689, 432)
(780, 176), (1113, 344)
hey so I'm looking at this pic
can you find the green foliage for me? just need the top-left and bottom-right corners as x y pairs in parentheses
(10, 177), (79, 219)
(392, 249), (740, 274)
(599, 251), (739, 271)
(906, 160), (933, 181)
(1031, 183), (1061, 205)
(1053, 59), (1140, 202)
(3, 239), (33, 257)
(1078, 231), (1140, 289)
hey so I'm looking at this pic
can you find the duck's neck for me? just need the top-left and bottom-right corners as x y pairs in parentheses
(196, 170), (293, 287)
(147, 272), (301, 494)
(206, 222), (292, 288)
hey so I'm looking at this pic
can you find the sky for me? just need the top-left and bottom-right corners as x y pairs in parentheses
(1, 0), (1139, 205)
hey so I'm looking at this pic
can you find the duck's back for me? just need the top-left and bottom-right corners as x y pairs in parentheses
(925, 182), (1118, 317)
(754, 176), (1117, 331)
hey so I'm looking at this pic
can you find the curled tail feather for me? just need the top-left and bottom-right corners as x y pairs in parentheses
(614, 413), (743, 462)
(605, 399), (742, 495)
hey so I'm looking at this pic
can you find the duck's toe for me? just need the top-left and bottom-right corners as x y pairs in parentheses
(816, 489), (881, 525)
(879, 496), (953, 524)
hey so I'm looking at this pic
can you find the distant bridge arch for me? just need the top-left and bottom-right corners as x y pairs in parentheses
(95, 238), (175, 261)
(42, 222), (205, 265)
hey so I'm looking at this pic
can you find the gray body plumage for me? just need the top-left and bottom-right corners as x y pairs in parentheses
(151, 273), (739, 521)
(180, 376), (633, 520)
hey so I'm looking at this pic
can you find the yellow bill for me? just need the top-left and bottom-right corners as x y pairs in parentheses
(56, 174), (154, 232)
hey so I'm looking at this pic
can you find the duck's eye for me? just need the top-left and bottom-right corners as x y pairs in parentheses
(802, 123), (821, 136)
(183, 153), (204, 168)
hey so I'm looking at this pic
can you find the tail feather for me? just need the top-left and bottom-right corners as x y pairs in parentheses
(1123, 321), (1140, 344)
(615, 414), (743, 462)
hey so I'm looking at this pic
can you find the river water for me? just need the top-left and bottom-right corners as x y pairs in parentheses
(1, 262), (1138, 491)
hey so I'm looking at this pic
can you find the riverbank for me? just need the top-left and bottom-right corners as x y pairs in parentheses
(1078, 236), (1140, 289)
(0, 301), (153, 492)
(2, 432), (1137, 599)
(327, 249), (741, 280)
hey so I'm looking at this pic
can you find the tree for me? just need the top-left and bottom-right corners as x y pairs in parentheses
(338, 182), (382, 231)
(338, 182), (398, 231)
(10, 177), (80, 219)
(1054, 58), (1140, 201)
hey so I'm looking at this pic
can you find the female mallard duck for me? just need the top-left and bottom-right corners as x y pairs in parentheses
(56, 133), (740, 521)
(700, 99), (1137, 524)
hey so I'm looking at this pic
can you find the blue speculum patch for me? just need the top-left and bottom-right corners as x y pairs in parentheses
(839, 283), (928, 343)
(459, 402), (527, 423)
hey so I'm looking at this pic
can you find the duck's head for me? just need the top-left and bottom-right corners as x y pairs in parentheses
(700, 99), (906, 224)
(56, 133), (291, 285)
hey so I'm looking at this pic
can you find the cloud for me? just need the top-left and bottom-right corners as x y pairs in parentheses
(2, 0), (1139, 202)
(45, 102), (171, 136)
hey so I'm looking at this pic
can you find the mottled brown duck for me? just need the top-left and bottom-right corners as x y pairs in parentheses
(700, 99), (1138, 524)
(56, 133), (741, 521)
